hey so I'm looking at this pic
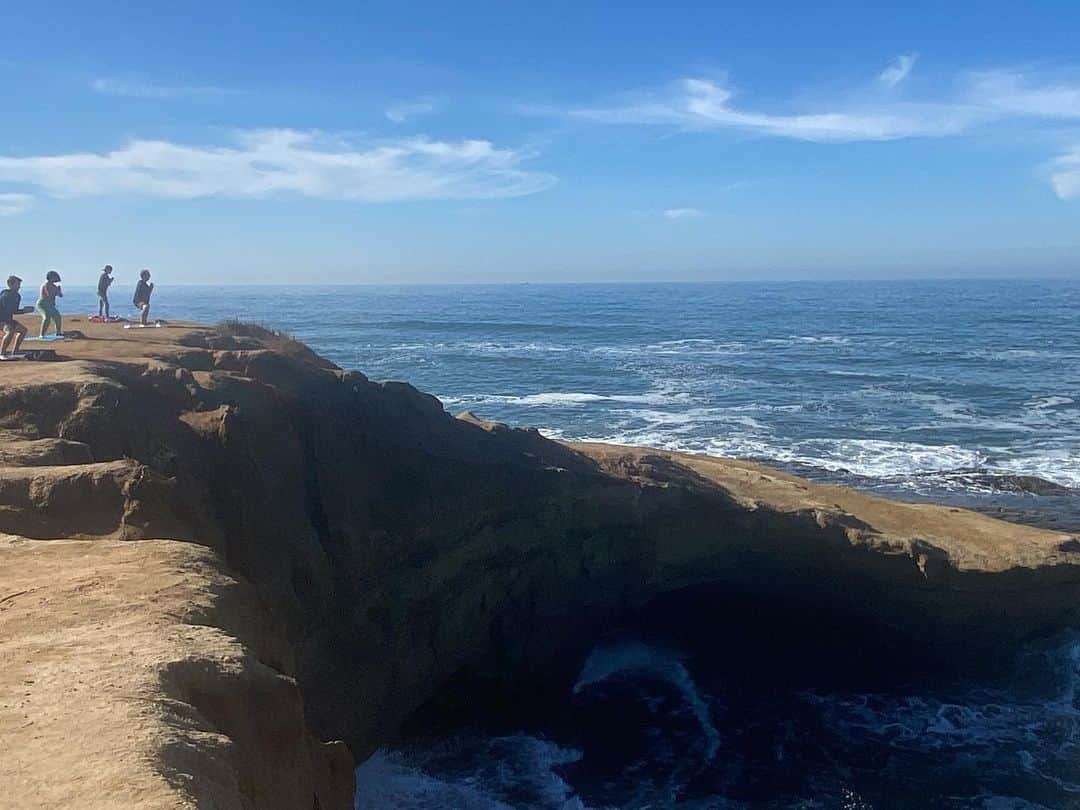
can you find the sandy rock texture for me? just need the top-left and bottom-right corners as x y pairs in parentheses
(0, 537), (352, 810)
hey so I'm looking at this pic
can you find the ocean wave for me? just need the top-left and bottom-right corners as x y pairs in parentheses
(570, 431), (988, 481)
(991, 452), (1080, 490)
(388, 341), (573, 355)
(574, 641), (720, 761)
(443, 390), (693, 408)
(371, 319), (603, 335)
(962, 347), (1080, 362)
(355, 736), (587, 810)
(780, 438), (986, 478)
(1026, 396), (1075, 410)
(640, 339), (749, 356)
(801, 633), (1080, 801)
(536, 420), (1080, 494)
(762, 335), (851, 347)
(606, 408), (768, 433)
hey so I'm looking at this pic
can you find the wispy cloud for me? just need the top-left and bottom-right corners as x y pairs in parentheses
(879, 53), (918, 88)
(0, 130), (555, 207)
(90, 77), (229, 99)
(385, 96), (442, 124)
(544, 63), (1080, 198)
(1051, 145), (1080, 200)
(566, 77), (975, 142)
(0, 192), (32, 216)
(967, 69), (1080, 117)
(554, 67), (1080, 140)
(663, 207), (704, 220)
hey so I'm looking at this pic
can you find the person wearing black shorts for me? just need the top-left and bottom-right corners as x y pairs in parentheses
(0, 275), (31, 357)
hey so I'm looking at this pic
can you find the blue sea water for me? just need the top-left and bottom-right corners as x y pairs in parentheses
(49, 278), (1080, 808)
(59, 279), (1080, 503)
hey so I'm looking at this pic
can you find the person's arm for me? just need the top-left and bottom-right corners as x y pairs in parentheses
(56, 285), (63, 298)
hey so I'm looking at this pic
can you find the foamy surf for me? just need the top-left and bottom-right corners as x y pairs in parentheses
(355, 736), (588, 810)
(574, 641), (721, 761)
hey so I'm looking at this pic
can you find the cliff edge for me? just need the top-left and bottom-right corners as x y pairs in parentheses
(2, 319), (1078, 808)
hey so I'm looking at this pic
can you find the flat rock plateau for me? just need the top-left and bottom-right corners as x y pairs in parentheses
(2, 318), (1078, 809)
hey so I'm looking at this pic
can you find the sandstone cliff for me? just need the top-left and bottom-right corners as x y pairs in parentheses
(2, 320), (1078, 808)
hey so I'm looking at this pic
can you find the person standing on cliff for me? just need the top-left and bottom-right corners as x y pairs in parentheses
(37, 270), (63, 338)
(97, 265), (114, 319)
(133, 269), (154, 325)
(0, 276), (32, 356)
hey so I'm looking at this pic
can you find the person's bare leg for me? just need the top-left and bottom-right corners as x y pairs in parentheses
(140, 303), (149, 325)
(12, 323), (26, 353)
(39, 310), (48, 338)
(0, 327), (12, 356)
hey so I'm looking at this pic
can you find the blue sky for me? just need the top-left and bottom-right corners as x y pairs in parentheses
(1, 1), (1079, 284)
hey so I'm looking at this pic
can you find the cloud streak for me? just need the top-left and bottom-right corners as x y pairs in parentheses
(0, 130), (555, 206)
(385, 96), (441, 124)
(967, 70), (1080, 117)
(1051, 145), (1080, 200)
(551, 64), (1080, 197)
(879, 53), (918, 88)
(91, 77), (230, 99)
(663, 207), (704, 220)
(568, 77), (977, 142)
(0, 192), (32, 216)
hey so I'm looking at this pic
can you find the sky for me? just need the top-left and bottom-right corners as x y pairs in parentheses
(1, 1), (1079, 284)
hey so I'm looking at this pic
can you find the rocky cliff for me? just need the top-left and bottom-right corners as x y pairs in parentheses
(2, 320), (1078, 808)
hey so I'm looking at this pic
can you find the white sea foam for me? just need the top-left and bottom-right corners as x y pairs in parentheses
(782, 438), (985, 479)
(1026, 395), (1075, 410)
(605, 407), (766, 434)
(538, 417), (1080, 492)
(355, 736), (588, 810)
(642, 339), (749, 355)
(762, 335), (850, 346)
(356, 751), (514, 809)
(574, 641), (721, 761)
(445, 390), (693, 408)
(569, 429), (988, 482)
(802, 633), (1080, 803)
(991, 451), (1080, 489)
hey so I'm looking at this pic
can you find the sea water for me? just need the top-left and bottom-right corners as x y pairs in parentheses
(354, 632), (1080, 809)
(52, 279), (1080, 808)
(59, 279), (1080, 511)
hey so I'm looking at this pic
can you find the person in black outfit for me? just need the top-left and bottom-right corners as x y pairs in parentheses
(97, 265), (114, 319)
(0, 275), (32, 356)
(133, 269), (154, 325)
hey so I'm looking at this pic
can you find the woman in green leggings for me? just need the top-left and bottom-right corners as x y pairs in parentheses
(37, 270), (63, 337)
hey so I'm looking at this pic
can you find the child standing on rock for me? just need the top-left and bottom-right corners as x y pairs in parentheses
(97, 265), (114, 319)
(37, 270), (63, 338)
(133, 269), (154, 325)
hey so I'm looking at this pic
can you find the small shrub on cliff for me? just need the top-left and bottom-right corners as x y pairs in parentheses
(216, 319), (337, 369)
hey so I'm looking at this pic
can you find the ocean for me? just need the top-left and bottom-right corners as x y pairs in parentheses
(51, 278), (1080, 808)
(58, 279), (1080, 508)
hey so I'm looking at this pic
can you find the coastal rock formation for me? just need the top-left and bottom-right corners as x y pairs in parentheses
(2, 319), (1079, 807)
